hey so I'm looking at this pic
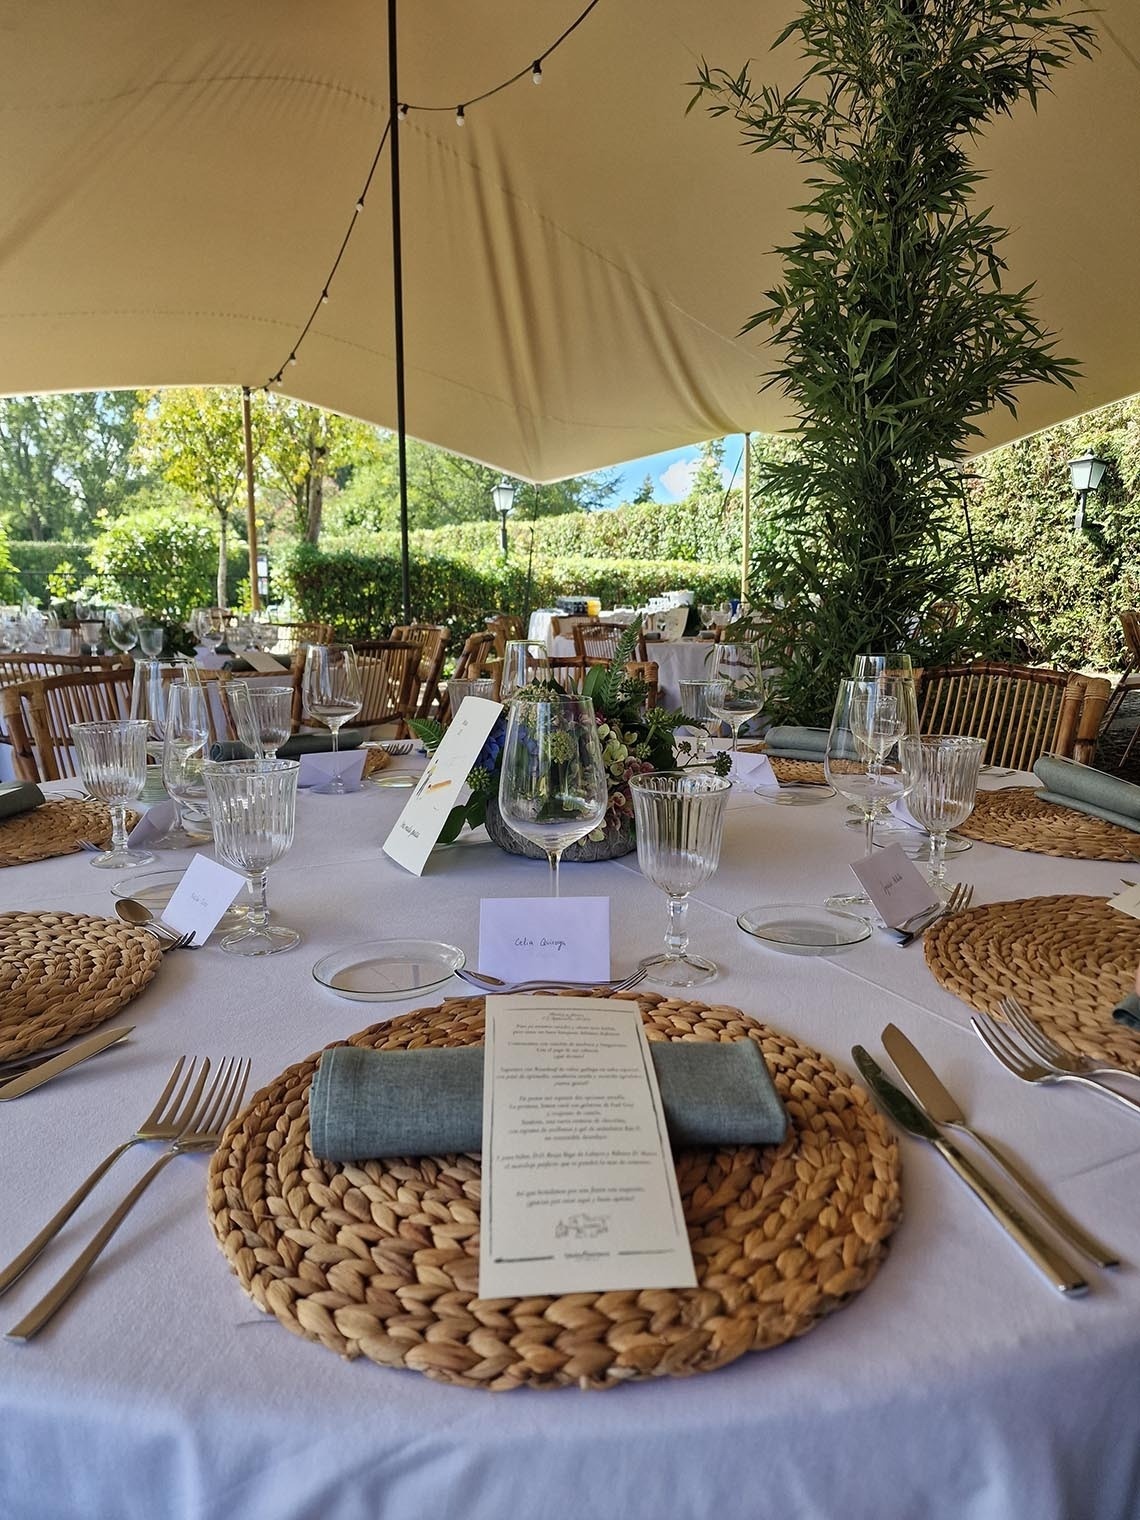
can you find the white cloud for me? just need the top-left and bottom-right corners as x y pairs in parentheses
(659, 458), (699, 500)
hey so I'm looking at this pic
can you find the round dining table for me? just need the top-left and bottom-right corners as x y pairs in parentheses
(1, 766), (1137, 1520)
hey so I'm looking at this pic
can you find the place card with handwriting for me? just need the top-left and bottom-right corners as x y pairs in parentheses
(1108, 883), (1140, 921)
(478, 896), (610, 984)
(240, 650), (289, 673)
(849, 842), (938, 929)
(298, 748), (366, 792)
(479, 997), (696, 1298)
(383, 696), (503, 875)
(161, 855), (246, 946)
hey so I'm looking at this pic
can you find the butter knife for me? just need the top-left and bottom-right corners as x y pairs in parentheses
(881, 1024), (1118, 1268)
(0, 1026), (133, 1101)
(852, 1045), (1088, 1296)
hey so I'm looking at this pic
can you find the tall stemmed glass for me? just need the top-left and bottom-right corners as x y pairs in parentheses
(201, 758), (301, 955)
(302, 645), (363, 793)
(499, 640), (560, 700)
(900, 736), (985, 900)
(824, 679), (909, 908)
(497, 695), (609, 897)
(629, 772), (730, 986)
(106, 606), (140, 655)
(708, 644), (764, 779)
(71, 719), (155, 869)
(229, 682), (293, 763)
(158, 682), (212, 848)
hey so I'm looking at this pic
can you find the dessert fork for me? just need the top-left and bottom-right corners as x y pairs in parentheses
(972, 1011), (1140, 1119)
(998, 995), (1140, 1083)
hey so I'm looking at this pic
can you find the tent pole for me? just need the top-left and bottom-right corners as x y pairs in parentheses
(388, 0), (411, 623)
(740, 431), (751, 603)
(241, 386), (261, 612)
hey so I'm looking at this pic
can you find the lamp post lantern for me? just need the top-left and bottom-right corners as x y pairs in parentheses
(492, 477), (516, 555)
(1068, 449), (1109, 533)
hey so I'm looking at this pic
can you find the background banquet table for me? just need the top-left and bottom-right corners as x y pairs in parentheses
(1, 771), (1138, 1520)
(529, 613), (719, 711)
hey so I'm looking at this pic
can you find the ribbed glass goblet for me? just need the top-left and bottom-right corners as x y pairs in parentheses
(201, 758), (301, 955)
(71, 719), (155, 869)
(900, 735), (985, 899)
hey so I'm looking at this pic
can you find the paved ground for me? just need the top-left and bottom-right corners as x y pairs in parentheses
(1094, 683), (1140, 780)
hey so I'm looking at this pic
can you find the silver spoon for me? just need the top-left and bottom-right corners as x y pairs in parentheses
(114, 899), (195, 948)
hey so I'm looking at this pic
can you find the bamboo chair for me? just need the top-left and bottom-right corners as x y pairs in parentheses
(271, 620), (335, 655)
(1103, 610), (1140, 727)
(573, 622), (648, 670)
(352, 641), (420, 734)
(485, 613), (524, 644)
(918, 662), (1109, 769)
(624, 660), (660, 710)
(1, 668), (135, 781)
(384, 624), (448, 718)
(0, 653), (128, 763)
(439, 633), (496, 722)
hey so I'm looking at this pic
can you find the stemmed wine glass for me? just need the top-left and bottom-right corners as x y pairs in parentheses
(136, 618), (165, 658)
(71, 719), (155, 869)
(159, 682), (213, 848)
(824, 679), (910, 908)
(106, 606), (140, 655)
(228, 682), (293, 763)
(497, 694), (609, 896)
(302, 645), (363, 793)
(900, 736), (985, 900)
(201, 758), (301, 955)
(499, 640), (560, 700)
(708, 644), (764, 780)
(629, 771), (731, 986)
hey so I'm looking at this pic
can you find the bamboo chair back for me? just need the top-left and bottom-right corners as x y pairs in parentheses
(385, 625), (448, 717)
(272, 620), (335, 655)
(440, 633), (496, 721)
(485, 613), (524, 644)
(1, 668), (135, 781)
(624, 660), (660, 711)
(353, 641), (420, 731)
(0, 653), (127, 755)
(918, 662), (1108, 769)
(573, 622), (648, 668)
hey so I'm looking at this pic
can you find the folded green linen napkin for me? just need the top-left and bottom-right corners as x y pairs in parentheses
(0, 781), (44, 819)
(763, 725), (829, 762)
(309, 1039), (787, 1161)
(1033, 755), (1140, 834)
(209, 731), (364, 761)
(1112, 991), (1140, 1033)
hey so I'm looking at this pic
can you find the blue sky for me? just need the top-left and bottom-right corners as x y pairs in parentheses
(607, 434), (747, 506)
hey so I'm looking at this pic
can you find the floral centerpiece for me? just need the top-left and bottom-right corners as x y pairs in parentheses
(410, 621), (729, 858)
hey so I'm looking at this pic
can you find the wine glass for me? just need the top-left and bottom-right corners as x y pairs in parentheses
(497, 694), (609, 896)
(201, 759), (301, 955)
(130, 659), (173, 762)
(707, 644), (765, 779)
(79, 619), (104, 653)
(136, 619), (165, 658)
(229, 682), (293, 762)
(629, 771), (731, 986)
(158, 682), (213, 848)
(900, 735), (985, 900)
(228, 618), (254, 656)
(106, 606), (140, 655)
(71, 719), (155, 869)
(302, 645), (363, 793)
(499, 640), (560, 700)
(824, 679), (910, 908)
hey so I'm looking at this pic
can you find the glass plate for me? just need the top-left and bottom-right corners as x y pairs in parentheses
(312, 939), (467, 1001)
(737, 903), (871, 955)
(845, 818), (972, 856)
(754, 783), (835, 806)
(111, 870), (247, 929)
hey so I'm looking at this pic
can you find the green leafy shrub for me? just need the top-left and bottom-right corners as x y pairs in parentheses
(88, 506), (247, 617)
(9, 541), (94, 605)
(0, 526), (21, 602)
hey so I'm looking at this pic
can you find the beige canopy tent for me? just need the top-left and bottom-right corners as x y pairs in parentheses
(1, 1), (1138, 484)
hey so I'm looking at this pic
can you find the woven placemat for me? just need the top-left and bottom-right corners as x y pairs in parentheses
(926, 894), (1140, 1071)
(362, 747), (390, 779)
(955, 787), (1139, 861)
(0, 798), (141, 867)
(0, 911), (163, 1061)
(208, 992), (901, 1392)
(739, 746), (828, 787)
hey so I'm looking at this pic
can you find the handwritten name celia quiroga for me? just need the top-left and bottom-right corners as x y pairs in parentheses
(513, 936), (567, 952)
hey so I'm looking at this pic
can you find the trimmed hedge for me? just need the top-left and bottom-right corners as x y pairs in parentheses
(9, 541), (94, 605)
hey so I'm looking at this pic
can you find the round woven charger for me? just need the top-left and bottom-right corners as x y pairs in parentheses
(955, 787), (1139, 862)
(0, 798), (140, 868)
(0, 910), (163, 1061)
(208, 992), (901, 1392)
(768, 758), (827, 786)
(925, 894), (1140, 1071)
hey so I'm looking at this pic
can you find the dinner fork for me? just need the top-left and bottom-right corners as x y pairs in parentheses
(896, 881), (973, 948)
(7, 1056), (251, 1341)
(998, 995), (1140, 1084)
(380, 739), (413, 755)
(456, 967), (647, 995)
(972, 1011), (1140, 1119)
(0, 1057), (211, 1297)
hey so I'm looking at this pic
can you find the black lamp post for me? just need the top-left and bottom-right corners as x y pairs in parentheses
(492, 477), (516, 555)
(1068, 449), (1109, 532)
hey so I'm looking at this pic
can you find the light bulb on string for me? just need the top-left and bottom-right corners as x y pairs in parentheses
(354, 199), (364, 214)
(532, 60), (542, 84)
(397, 103), (408, 120)
(455, 104), (466, 126)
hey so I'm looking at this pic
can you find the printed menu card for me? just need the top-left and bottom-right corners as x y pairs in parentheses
(479, 996), (697, 1298)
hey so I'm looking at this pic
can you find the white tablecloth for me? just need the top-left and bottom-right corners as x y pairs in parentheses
(1, 776), (1138, 1520)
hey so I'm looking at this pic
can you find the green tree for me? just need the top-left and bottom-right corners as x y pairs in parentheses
(257, 398), (381, 544)
(632, 474), (655, 505)
(89, 500), (220, 619)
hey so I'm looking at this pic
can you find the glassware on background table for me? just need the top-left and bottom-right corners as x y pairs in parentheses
(79, 619), (104, 652)
(448, 676), (497, 714)
(302, 645), (363, 794)
(497, 694), (609, 897)
(71, 718), (155, 870)
(900, 735), (985, 900)
(201, 758), (301, 955)
(227, 619), (254, 656)
(158, 682), (212, 848)
(106, 605), (140, 655)
(499, 640), (560, 701)
(136, 619), (165, 658)
(707, 644), (764, 780)
(229, 682), (293, 762)
(629, 771), (731, 986)
(825, 678), (910, 908)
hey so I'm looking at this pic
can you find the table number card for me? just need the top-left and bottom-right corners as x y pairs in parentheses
(161, 854), (246, 945)
(383, 697), (503, 875)
(479, 996), (697, 1299)
(849, 842), (939, 929)
(478, 896), (610, 984)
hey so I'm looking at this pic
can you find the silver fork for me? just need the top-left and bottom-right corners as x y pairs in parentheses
(7, 1057), (251, 1341)
(896, 881), (973, 947)
(998, 995), (1140, 1084)
(972, 1012), (1140, 1119)
(456, 967), (647, 995)
(141, 925), (196, 952)
(0, 1057), (211, 1297)
(381, 740), (413, 755)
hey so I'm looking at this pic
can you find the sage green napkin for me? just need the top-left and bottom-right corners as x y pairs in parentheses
(1112, 991), (1140, 1033)
(764, 725), (829, 762)
(1033, 755), (1140, 834)
(209, 731), (364, 761)
(0, 781), (43, 819)
(310, 1040), (787, 1161)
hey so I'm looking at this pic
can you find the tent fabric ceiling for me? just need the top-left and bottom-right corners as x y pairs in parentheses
(1, 1), (1138, 482)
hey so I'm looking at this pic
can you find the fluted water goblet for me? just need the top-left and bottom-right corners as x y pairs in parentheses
(201, 758), (301, 955)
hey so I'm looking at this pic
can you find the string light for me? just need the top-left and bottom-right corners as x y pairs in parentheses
(259, 0), (602, 389)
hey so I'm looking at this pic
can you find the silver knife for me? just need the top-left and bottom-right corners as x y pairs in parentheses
(0, 1026), (133, 1101)
(852, 1045), (1088, 1296)
(881, 1024), (1118, 1269)
(894, 903), (949, 948)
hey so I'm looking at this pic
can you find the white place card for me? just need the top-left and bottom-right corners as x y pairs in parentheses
(127, 800), (176, 848)
(849, 842), (939, 929)
(241, 649), (288, 673)
(478, 897), (610, 983)
(479, 996), (697, 1299)
(709, 740), (778, 789)
(298, 749), (367, 792)
(383, 696), (503, 875)
(160, 854), (246, 946)
(1108, 883), (1140, 921)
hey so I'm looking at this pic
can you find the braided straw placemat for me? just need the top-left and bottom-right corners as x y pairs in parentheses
(0, 798), (140, 867)
(955, 787), (1139, 861)
(926, 895), (1140, 1071)
(0, 911), (163, 1061)
(739, 746), (828, 787)
(208, 991), (901, 1392)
